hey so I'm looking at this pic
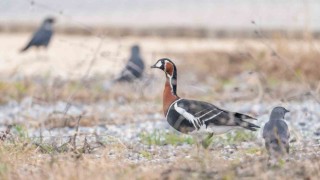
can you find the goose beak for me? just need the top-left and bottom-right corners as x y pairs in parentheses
(150, 64), (157, 68)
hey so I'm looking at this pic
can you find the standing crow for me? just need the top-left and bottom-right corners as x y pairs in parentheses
(263, 106), (290, 156)
(115, 45), (145, 82)
(20, 17), (55, 52)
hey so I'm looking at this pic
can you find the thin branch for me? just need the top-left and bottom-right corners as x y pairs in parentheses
(63, 38), (105, 115)
(72, 115), (82, 150)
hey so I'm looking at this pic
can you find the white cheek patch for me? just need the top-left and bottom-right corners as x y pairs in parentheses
(155, 61), (163, 68)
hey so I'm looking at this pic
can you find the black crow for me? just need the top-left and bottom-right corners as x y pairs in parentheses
(20, 17), (55, 52)
(115, 45), (145, 82)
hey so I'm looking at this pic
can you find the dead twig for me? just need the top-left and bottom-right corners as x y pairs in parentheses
(72, 115), (83, 151)
(0, 125), (12, 141)
(63, 38), (104, 116)
(94, 132), (106, 148)
(82, 137), (91, 154)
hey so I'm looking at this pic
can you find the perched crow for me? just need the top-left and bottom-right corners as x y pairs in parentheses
(20, 17), (55, 52)
(263, 106), (290, 156)
(115, 45), (145, 82)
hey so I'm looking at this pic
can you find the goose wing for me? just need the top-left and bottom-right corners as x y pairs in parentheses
(172, 99), (259, 131)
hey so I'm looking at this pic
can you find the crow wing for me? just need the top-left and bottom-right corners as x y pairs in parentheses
(21, 27), (52, 52)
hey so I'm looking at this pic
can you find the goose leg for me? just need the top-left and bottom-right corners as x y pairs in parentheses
(201, 133), (214, 149)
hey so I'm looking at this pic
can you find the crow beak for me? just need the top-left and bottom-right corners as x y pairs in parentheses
(285, 109), (290, 113)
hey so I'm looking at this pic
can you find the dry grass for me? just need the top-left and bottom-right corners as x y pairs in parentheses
(0, 77), (157, 104)
(175, 41), (320, 83)
(0, 37), (319, 105)
(0, 136), (319, 180)
(166, 38), (320, 102)
(0, 126), (319, 180)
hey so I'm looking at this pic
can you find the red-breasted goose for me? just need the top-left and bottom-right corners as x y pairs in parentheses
(151, 58), (259, 136)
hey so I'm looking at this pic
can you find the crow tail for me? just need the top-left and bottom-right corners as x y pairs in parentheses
(20, 45), (30, 53)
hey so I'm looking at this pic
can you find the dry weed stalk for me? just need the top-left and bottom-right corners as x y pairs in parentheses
(0, 125), (12, 141)
(71, 115), (83, 151)
(252, 21), (320, 104)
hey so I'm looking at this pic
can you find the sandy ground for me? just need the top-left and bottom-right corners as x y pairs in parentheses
(1, 32), (319, 80)
(0, 33), (242, 79)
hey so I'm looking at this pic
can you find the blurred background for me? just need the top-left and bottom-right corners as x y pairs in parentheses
(1, 0), (320, 30)
(0, 1), (320, 179)
(0, 0), (320, 140)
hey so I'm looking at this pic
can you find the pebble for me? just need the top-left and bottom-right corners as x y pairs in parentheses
(0, 97), (319, 162)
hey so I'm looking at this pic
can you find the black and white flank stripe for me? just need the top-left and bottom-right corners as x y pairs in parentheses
(166, 99), (259, 135)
